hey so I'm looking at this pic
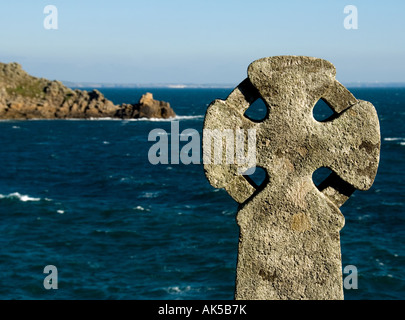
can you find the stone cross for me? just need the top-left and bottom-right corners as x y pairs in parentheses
(203, 56), (380, 300)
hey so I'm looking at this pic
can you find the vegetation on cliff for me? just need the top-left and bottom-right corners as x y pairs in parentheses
(0, 62), (175, 120)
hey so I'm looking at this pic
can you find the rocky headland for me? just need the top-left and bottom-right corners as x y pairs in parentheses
(0, 62), (176, 120)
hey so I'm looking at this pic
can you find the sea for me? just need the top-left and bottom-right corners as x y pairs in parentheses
(0, 87), (403, 300)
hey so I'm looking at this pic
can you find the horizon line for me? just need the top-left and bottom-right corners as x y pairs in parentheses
(62, 80), (405, 89)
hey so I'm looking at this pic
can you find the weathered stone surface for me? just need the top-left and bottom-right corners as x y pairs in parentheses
(0, 62), (176, 120)
(203, 56), (380, 300)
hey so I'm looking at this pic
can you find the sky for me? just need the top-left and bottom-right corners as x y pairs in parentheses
(0, 0), (404, 85)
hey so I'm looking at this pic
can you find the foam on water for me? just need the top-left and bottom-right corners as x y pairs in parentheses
(84, 115), (204, 121)
(0, 192), (41, 202)
(124, 115), (204, 122)
(384, 137), (404, 141)
(0, 115), (203, 122)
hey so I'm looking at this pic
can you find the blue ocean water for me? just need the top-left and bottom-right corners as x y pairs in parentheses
(0, 87), (403, 300)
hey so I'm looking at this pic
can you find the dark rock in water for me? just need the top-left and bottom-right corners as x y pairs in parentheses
(0, 62), (176, 120)
(115, 92), (176, 119)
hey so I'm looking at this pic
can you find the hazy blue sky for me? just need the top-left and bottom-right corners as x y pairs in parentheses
(0, 0), (404, 85)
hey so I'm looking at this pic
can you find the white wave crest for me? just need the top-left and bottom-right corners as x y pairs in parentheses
(0, 192), (41, 202)
(1, 115), (204, 122)
(165, 285), (192, 294)
(384, 137), (404, 141)
(133, 205), (150, 212)
(123, 115), (204, 122)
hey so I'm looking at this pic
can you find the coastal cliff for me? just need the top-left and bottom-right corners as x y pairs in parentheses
(0, 62), (176, 120)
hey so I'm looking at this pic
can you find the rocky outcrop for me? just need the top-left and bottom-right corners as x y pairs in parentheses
(0, 62), (176, 120)
(115, 92), (176, 119)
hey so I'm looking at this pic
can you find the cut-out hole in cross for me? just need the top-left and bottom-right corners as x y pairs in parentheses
(243, 166), (268, 190)
(244, 98), (268, 122)
(313, 98), (337, 122)
(312, 167), (333, 190)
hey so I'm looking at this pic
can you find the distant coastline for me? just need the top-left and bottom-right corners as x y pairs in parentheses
(62, 80), (405, 89)
(63, 81), (236, 89)
(343, 82), (405, 88)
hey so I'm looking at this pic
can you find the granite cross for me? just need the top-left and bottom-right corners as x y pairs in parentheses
(203, 56), (380, 300)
